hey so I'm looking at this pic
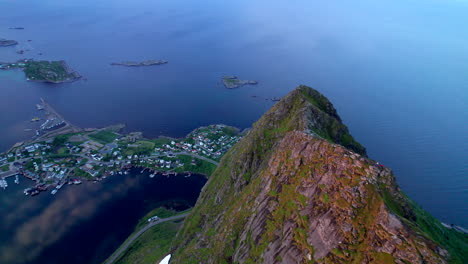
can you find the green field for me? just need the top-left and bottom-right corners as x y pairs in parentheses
(151, 138), (173, 148)
(57, 147), (69, 155)
(73, 168), (94, 180)
(174, 155), (217, 177)
(89, 130), (119, 144)
(123, 141), (155, 156)
(0, 164), (9, 172)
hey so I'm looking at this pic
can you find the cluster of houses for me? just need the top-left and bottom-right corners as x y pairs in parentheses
(0, 60), (28, 70)
(0, 125), (243, 190)
(155, 125), (242, 160)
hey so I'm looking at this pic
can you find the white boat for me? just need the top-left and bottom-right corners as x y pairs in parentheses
(0, 179), (7, 189)
(24, 188), (32, 195)
(149, 173), (155, 178)
(56, 183), (64, 189)
(51, 189), (58, 195)
(14, 175), (19, 184)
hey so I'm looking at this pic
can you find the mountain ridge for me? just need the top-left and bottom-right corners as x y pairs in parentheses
(169, 85), (467, 263)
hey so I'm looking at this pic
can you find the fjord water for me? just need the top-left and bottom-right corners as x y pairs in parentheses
(0, 172), (206, 264)
(0, 0), (466, 257)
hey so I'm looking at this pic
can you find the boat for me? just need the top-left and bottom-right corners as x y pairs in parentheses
(73, 179), (82, 185)
(0, 179), (7, 189)
(149, 173), (155, 178)
(56, 183), (64, 189)
(14, 175), (19, 184)
(51, 189), (58, 195)
(31, 117), (40, 122)
(36, 104), (44, 110)
(24, 187), (32, 195)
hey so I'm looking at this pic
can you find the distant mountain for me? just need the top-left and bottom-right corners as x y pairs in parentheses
(169, 86), (467, 263)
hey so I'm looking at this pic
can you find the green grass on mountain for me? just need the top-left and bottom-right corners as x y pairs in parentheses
(170, 86), (466, 264)
(106, 207), (190, 264)
(381, 187), (468, 263)
(114, 221), (182, 264)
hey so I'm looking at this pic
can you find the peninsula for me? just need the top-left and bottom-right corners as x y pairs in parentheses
(0, 38), (18, 46)
(0, 59), (81, 83)
(111, 60), (168, 67)
(222, 76), (258, 89)
(0, 99), (243, 197)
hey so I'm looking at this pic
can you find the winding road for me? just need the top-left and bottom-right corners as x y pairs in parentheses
(103, 213), (189, 264)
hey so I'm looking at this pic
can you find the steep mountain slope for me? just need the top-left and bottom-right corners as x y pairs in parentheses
(170, 86), (467, 264)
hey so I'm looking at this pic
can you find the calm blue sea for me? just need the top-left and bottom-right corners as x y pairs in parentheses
(0, 171), (206, 264)
(0, 0), (467, 262)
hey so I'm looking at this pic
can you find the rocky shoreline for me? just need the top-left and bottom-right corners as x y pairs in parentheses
(0, 59), (82, 83)
(222, 76), (258, 89)
(0, 38), (18, 47)
(111, 60), (168, 67)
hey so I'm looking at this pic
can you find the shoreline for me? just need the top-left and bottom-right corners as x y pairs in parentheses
(0, 100), (241, 198)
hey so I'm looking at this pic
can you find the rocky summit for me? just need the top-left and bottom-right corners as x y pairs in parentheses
(169, 86), (467, 263)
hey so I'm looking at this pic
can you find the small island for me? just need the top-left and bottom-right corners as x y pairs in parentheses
(0, 39), (18, 47)
(0, 59), (81, 83)
(222, 76), (258, 89)
(111, 60), (168, 67)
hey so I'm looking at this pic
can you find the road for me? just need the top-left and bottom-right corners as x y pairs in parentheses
(172, 151), (220, 166)
(103, 213), (189, 264)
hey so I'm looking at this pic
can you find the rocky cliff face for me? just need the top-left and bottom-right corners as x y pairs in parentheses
(170, 86), (467, 264)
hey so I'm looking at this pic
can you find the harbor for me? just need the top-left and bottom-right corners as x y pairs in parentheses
(0, 100), (241, 197)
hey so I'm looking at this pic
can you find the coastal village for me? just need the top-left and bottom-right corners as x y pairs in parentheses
(0, 100), (243, 197)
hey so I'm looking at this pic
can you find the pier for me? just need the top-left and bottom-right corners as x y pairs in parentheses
(36, 98), (81, 140)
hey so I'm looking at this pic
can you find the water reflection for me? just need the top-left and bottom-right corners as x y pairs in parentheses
(0, 172), (206, 264)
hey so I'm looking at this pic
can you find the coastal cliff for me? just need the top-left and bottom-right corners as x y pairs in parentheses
(169, 86), (467, 263)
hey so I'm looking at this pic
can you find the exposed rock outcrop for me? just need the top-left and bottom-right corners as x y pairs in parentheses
(111, 60), (168, 67)
(0, 38), (18, 46)
(170, 86), (468, 264)
(222, 76), (258, 89)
